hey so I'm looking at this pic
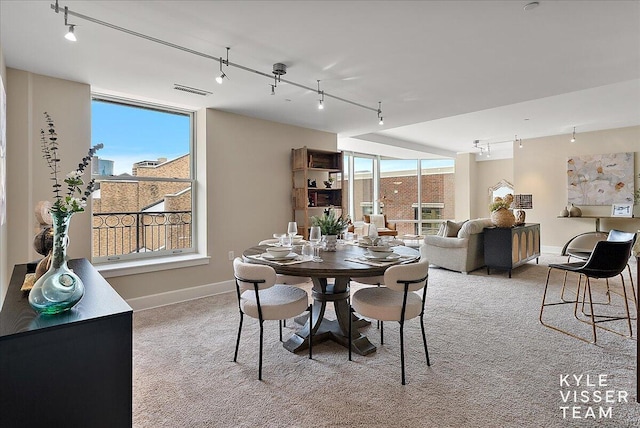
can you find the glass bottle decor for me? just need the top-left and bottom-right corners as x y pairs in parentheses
(29, 210), (84, 314)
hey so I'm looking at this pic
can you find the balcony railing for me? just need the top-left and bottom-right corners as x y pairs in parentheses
(92, 210), (192, 258)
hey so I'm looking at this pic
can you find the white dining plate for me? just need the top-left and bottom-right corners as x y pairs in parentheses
(364, 253), (401, 261)
(261, 252), (298, 261)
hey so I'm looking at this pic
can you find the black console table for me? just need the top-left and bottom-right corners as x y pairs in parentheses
(0, 258), (133, 428)
(484, 223), (541, 277)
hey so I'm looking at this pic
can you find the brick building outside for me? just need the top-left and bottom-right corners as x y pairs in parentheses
(92, 154), (192, 258)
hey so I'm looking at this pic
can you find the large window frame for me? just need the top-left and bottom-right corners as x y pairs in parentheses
(90, 95), (196, 265)
(343, 152), (455, 236)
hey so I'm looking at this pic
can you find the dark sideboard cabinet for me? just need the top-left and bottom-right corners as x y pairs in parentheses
(484, 223), (541, 277)
(0, 259), (133, 428)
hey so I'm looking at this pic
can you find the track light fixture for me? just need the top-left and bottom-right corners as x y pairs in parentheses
(516, 134), (523, 149)
(50, 2), (384, 119)
(60, 2), (77, 42)
(378, 102), (384, 125)
(317, 80), (324, 110)
(570, 126), (576, 143)
(216, 47), (230, 84)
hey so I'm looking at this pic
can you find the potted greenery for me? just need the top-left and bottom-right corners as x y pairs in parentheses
(323, 177), (335, 188)
(311, 209), (350, 251)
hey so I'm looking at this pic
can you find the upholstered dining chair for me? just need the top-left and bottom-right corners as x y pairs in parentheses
(258, 238), (311, 287)
(351, 258), (430, 385)
(350, 245), (428, 330)
(233, 258), (312, 380)
(539, 239), (634, 343)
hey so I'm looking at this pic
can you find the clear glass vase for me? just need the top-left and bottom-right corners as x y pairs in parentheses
(29, 210), (84, 315)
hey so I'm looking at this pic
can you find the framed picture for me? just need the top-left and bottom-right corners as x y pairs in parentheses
(611, 203), (633, 218)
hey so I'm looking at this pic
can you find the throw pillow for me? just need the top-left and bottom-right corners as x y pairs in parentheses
(444, 220), (462, 237)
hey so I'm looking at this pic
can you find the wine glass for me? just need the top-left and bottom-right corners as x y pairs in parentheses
(309, 226), (322, 262)
(287, 221), (298, 239)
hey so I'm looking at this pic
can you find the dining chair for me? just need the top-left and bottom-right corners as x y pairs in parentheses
(351, 258), (430, 385)
(561, 230), (637, 308)
(539, 239), (634, 343)
(350, 245), (428, 330)
(258, 238), (311, 286)
(233, 258), (312, 380)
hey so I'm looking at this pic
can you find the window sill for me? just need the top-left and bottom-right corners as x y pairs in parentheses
(95, 254), (210, 279)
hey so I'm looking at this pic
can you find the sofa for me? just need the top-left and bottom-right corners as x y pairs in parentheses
(423, 218), (493, 274)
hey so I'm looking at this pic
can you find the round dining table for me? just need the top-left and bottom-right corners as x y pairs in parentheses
(242, 243), (420, 356)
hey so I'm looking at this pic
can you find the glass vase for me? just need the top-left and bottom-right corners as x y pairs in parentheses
(29, 210), (84, 315)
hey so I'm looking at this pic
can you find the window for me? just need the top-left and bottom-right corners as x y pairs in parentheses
(91, 97), (195, 263)
(344, 152), (455, 236)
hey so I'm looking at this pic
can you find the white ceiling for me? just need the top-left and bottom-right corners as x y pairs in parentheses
(1, 1), (639, 159)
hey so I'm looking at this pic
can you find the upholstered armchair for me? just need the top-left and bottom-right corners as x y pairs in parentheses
(363, 214), (398, 237)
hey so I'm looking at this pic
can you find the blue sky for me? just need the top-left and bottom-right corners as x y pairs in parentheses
(91, 100), (190, 175)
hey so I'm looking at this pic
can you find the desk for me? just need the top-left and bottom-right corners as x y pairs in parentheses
(0, 259), (132, 428)
(243, 244), (419, 356)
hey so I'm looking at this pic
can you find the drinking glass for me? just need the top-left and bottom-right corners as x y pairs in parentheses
(309, 226), (322, 262)
(287, 221), (298, 238)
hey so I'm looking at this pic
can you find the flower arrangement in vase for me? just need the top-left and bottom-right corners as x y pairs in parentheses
(28, 112), (103, 315)
(489, 193), (516, 228)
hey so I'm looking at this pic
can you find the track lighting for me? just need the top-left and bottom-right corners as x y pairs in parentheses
(216, 48), (230, 84)
(65, 24), (77, 41)
(487, 144), (491, 158)
(317, 80), (324, 110)
(570, 126), (576, 143)
(50, 3), (384, 118)
(62, 4), (76, 42)
(516, 135), (523, 149)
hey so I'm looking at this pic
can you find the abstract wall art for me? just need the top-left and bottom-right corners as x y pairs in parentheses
(567, 152), (635, 206)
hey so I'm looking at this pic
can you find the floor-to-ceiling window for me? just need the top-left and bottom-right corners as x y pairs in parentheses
(351, 155), (376, 221)
(380, 158), (418, 236)
(344, 152), (455, 236)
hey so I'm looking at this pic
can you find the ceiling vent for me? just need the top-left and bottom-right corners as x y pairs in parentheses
(173, 84), (212, 96)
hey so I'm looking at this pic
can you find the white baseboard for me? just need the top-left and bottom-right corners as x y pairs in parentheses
(127, 279), (235, 312)
(541, 246), (562, 255)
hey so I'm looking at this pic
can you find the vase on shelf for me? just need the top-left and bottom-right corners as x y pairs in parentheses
(560, 206), (569, 217)
(29, 210), (84, 315)
(568, 203), (582, 217)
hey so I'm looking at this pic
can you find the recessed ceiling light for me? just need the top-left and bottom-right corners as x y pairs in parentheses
(524, 2), (540, 11)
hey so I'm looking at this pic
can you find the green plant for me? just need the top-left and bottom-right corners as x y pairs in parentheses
(311, 209), (350, 235)
(489, 193), (514, 212)
(40, 112), (103, 213)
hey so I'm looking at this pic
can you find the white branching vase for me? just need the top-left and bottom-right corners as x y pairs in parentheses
(29, 210), (84, 314)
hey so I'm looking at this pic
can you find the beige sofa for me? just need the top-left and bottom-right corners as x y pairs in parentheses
(423, 218), (493, 274)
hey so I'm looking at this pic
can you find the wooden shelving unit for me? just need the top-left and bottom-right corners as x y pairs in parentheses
(291, 147), (344, 238)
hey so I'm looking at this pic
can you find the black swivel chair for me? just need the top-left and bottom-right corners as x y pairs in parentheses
(540, 239), (634, 343)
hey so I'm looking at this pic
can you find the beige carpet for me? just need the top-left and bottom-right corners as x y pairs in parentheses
(132, 254), (639, 427)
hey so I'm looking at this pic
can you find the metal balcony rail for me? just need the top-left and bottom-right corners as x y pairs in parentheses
(92, 210), (192, 258)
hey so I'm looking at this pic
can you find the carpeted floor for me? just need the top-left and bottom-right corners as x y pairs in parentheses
(132, 254), (639, 427)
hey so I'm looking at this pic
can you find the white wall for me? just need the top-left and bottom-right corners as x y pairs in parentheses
(6, 69), (92, 280)
(515, 126), (640, 252)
